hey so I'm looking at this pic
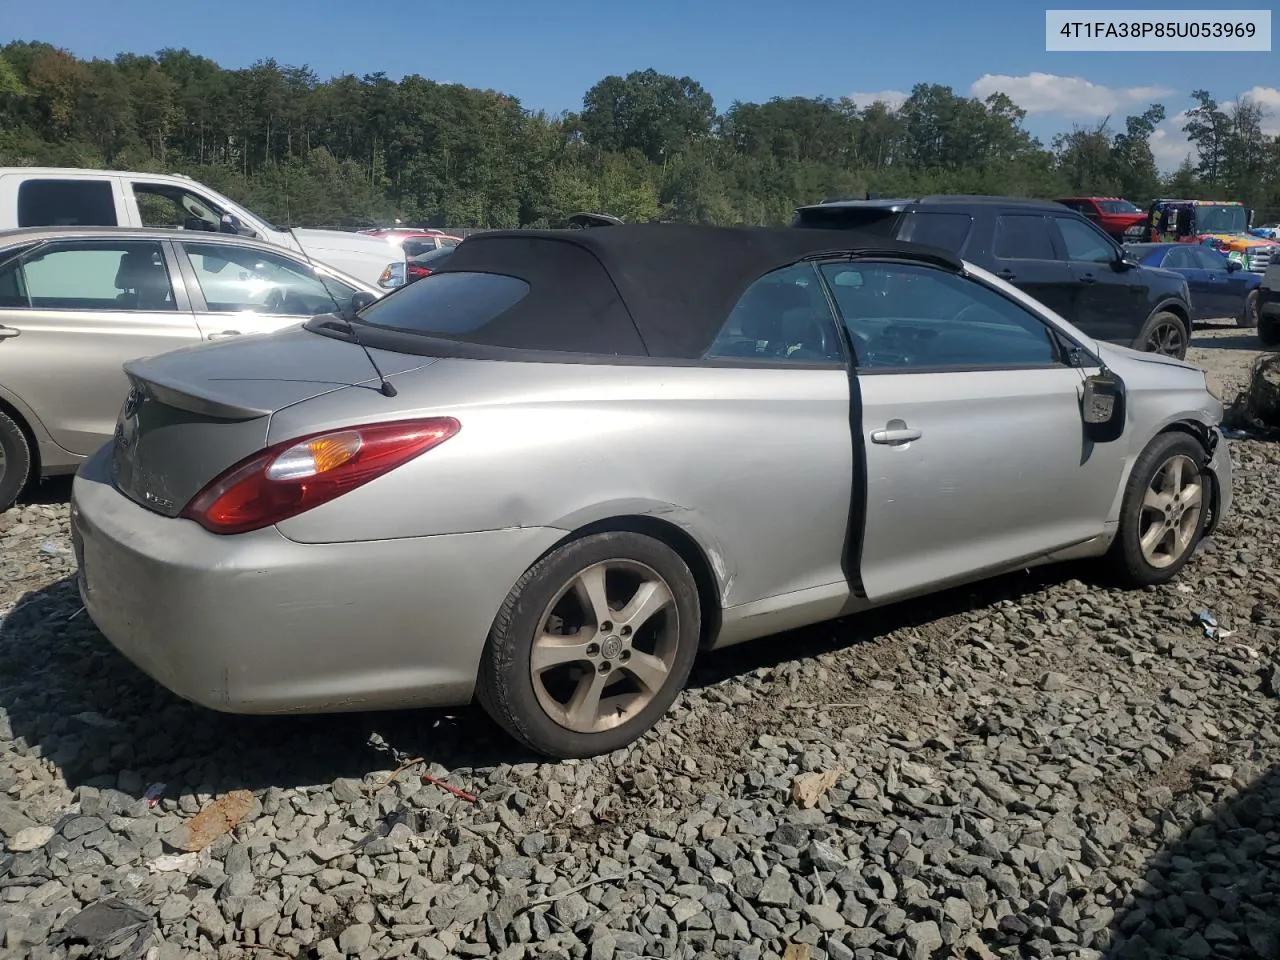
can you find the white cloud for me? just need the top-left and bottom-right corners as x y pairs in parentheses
(969, 72), (1173, 117)
(1148, 126), (1195, 171)
(1237, 85), (1280, 135)
(845, 89), (908, 110)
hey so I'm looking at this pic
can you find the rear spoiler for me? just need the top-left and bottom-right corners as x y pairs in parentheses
(122, 361), (273, 421)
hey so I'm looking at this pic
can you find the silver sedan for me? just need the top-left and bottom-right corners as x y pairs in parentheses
(0, 226), (381, 510)
(70, 224), (1232, 759)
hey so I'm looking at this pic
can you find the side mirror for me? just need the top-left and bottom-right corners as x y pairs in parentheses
(1115, 249), (1139, 271)
(1081, 370), (1125, 442)
(349, 292), (377, 314)
(1226, 258), (1242, 273)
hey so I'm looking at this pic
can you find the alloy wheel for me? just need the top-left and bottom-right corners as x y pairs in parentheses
(531, 560), (680, 734)
(1145, 320), (1185, 357)
(1138, 453), (1203, 568)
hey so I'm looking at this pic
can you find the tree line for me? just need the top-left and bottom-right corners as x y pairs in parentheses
(1, 41), (1278, 230)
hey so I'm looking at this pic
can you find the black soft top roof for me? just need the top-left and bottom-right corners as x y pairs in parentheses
(423, 223), (960, 360)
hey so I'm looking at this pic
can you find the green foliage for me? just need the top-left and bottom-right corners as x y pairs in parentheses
(4, 41), (1279, 228)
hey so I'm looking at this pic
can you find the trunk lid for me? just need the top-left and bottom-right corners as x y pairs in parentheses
(109, 324), (436, 517)
(291, 227), (401, 265)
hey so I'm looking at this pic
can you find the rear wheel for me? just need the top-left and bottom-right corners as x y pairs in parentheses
(0, 411), (32, 513)
(476, 531), (701, 759)
(1106, 432), (1209, 587)
(1260, 314), (1280, 347)
(1239, 290), (1260, 329)
(1135, 311), (1189, 359)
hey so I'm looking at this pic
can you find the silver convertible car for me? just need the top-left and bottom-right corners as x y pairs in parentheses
(70, 225), (1232, 758)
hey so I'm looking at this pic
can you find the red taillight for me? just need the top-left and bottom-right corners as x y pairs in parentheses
(180, 418), (460, 534)
(407, 264), (432, 279)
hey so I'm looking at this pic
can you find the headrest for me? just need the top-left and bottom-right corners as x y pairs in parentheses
(115, 250), (165, 290)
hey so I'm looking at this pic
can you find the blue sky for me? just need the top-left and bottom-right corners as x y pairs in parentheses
(6, 0), (1277, 171)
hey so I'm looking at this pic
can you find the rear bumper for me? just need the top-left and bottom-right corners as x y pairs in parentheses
(71, 445), (565, 714)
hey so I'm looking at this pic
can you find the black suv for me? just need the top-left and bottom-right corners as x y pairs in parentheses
(793, 195), (1195, 359)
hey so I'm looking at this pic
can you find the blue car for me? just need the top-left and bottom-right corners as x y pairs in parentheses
(1125, 242), (1262, 328)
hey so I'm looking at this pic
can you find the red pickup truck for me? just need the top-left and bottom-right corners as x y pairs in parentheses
(1055, 197), (1147, 241)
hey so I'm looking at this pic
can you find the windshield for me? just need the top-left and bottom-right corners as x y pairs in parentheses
(1097, 199), (1139, 214)
(1195, 204), (1248, 234)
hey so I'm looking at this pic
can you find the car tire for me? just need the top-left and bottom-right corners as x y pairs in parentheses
(1239, 290), (1260, 329)
(1105, 432), (1210, 588)
(1134, 310), (1189, 359)
(476, 531), (701, 759)
(1260, 315), (1280, 347)
(0, 410), (32, 513)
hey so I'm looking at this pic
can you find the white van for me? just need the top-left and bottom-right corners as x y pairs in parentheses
(0, 167), (405, 290)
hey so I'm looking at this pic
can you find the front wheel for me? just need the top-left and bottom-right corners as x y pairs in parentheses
(476, 531), (701, 759)
(1135, 311), (1189, 359)
(0, 410), (32, 513)
(1239, 290), (1260, 329)
(1105, 432), (1210, 587)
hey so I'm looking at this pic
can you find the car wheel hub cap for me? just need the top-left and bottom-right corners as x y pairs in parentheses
(1138, 454), (1203, 569)
(531, 559), (680, 735)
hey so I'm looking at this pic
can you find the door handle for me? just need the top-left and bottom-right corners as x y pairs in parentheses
(871, 422), (922, 445)
(1078, 273), (1097, 284)
(0, 326), (19, 339)
(208, 330), (241, 340)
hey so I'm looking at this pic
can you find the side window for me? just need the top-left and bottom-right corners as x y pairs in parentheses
(133, 183), (221, 232)
(1053, 216), (1116, 264)
(0, 244), (38, 308)
(704, 262), (844, 364)
(819, 261), (1058, 371)
(0, 258), (29, 308)
(19, 241), (175, 311)
(1161, 247), (1194, 269)
(993, 215), (1056, 261)
(1191, 247), (1228, 270)
(17, 180), (118, 227)
(897, 212), (974, 253)
(180, 242), (356, 315)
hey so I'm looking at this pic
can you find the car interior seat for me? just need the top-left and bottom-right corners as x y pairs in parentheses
(114, 250), (173, 311)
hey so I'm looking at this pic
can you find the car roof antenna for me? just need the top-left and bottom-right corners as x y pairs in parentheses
(287, 226), (398, 397)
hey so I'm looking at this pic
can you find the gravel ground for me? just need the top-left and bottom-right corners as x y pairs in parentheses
(0, 324), (1276, 960)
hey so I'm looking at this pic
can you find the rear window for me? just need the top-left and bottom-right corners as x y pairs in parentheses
(409, 246), (455, 266)
(401, 238), (439, 257)
(1097, 199), (1139, 214)
(896, 211), (973, 253)
(358, 272), (530, 335)
(17, 179), (118, 227)
(792, 206), (900, 235)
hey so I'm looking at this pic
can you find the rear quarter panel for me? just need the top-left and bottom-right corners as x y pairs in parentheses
(267, 358), (854, 609)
